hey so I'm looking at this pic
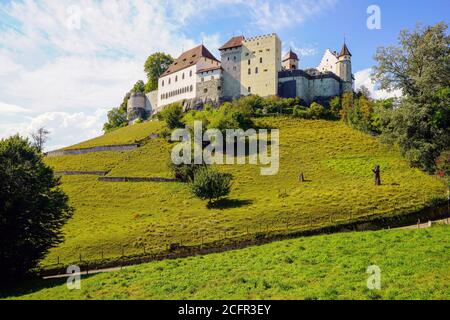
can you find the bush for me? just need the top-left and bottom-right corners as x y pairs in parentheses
(157, 103), (184, 129)
(309, 102), (326, 119)
(170, 162), (205, 182)
(0, 136), (73, 283)
(190, 167), (232, 205)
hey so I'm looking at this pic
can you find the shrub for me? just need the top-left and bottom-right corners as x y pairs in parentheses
(309, 102), (326, 119)
(190, 167), (232, 205)
(169, 162), (205, 182)
(157, 103), (185, 129)
(0, 136), (73, 283)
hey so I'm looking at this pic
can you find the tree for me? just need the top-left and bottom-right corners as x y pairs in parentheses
(0, 136), (73, 283)
(144, 52), (174, 93)
(436, 150), (450, 187)
(103, 106), (128, 133)
(372, 22), (449, 99)
(190, 167), (232, 205)
(373, 22), (450, 172)
(132, 80), (146, 94)
(157, 103), (184, 129)
(30, 127), (50, 152)
(329, 96), (341, 119)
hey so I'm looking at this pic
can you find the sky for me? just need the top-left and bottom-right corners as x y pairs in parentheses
(0, 0), (449, 150)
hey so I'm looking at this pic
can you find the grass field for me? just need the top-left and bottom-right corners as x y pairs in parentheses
(41, 117), (446, 268)
(9, 225), (450, 300)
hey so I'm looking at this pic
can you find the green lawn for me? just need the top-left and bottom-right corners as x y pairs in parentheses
(41, 117), (446, 268)
(10, 225), (450, 300)
(63, 120), (164, 150)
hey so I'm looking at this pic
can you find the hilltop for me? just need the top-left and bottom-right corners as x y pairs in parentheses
(41, 117), (446, 268)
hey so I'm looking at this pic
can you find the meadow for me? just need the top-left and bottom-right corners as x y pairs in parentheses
(9, 225), (450, 300)
(41, 117), (446, 267)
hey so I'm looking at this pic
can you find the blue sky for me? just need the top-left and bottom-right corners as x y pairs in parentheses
(0, 0), (448, 150)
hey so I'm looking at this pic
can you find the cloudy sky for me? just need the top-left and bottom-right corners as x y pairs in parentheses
(0, 0), (448, 150)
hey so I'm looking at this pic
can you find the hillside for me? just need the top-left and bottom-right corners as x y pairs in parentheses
(9, 225), (450, 300)
(42, 117), (446, 268)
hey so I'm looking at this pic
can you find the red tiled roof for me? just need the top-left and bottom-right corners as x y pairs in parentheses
(283, 50), (299, 62)
(161, 45), (220, 77)
(219, 35), (245, 51)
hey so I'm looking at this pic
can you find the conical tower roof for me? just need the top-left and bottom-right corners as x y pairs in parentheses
(339, 43), (352, 57)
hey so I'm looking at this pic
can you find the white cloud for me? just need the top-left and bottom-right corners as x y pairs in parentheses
(354, 68), (402, 100)
(248, 0), (338, 31)
(0, 0), (335, 149)
(286, 41), (318, 57)
(1, 110), (107, 152)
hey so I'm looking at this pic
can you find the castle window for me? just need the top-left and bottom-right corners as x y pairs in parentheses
(190, 85), (193, 92)
(168, 78), (171, 84)
(248, 86), (251, 93)
(248, 59), (251, 65)
(227, 57), (230, 61)
(233, 66), (236, 71)
(233, 56), (236, 61)
(190, 70), (193, 77)
(248, 68), (251, 75)
(162, 80), (164, 87)
(175, 76), (178, 82)
(218, 86), (221, 90)
(182, 73), (185, 80)
(201, 77), (204, 82)
(204, 88), (208, 93)
(255, 67), (258, 74)
(260, 57), (263, 63)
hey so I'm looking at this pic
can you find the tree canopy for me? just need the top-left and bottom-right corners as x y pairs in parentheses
(144, 52), (174, 93)
(0, 136), (73, 283)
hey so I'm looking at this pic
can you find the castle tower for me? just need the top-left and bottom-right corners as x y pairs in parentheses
(282, 50), (299, 70)
(219, 35), (245, 100)
(337, 42), (352, 83)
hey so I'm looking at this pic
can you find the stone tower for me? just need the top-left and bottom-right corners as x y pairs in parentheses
(219, 35), (245, 101)
(282, 49), (299, 70)
(337, 42), (353, 91)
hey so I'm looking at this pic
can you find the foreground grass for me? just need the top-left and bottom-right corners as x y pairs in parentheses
(41, 117), (446, 267)
(10, 226), (450, 300)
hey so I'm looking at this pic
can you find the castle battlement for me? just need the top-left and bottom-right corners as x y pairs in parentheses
(243, 33), (278, 42)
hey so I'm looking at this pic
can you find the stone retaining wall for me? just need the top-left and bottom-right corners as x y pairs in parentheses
(55, 171), (108, 176)
(98, 176), (178, 183)
(46, 144), (139, 157)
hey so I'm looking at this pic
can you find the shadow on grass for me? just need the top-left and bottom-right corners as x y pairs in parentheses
(0, 273), (98, 299)
(207, 198), (253, 210)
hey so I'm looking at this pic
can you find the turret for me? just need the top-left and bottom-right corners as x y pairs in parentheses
(282, 49), (299, 70)
(127, 92), (148, 123)
(337, 43), (352, 84)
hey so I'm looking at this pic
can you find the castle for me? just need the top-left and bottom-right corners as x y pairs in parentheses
(127, 33), (354, 122)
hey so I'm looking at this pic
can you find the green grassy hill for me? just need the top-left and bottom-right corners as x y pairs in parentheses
(9, 225), (450, 300)
(42, 117), (446, 268)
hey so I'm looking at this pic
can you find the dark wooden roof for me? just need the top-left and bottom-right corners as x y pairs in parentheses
(339, 43), (352, 57)
(161, 45), (220, 77)
(283, 50), (299, 62)
(219, 35), (245, 51)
